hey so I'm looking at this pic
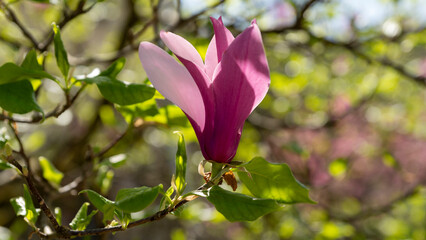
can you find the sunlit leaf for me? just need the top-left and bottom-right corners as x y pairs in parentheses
(11, 185), (39, 226)
(39, 156), (64, 187)
(80, 76), (155, 105)
(206, 186), (281, 222)
(174, 132), (187, 195)
(0, 63), (54, 85)
(10, 197), (26, 217)
(115, 185), (162, 213)
(80, 190), (115, 223)
(99, 57), (126, 78)
(237, 157), (315, 204)
(69, 202), (98, 231)
(52, 23), (70, 79)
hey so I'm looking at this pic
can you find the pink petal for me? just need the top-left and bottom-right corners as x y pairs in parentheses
(138, 42), (206, 131)
(160, 31), (216, 151)
(206, 20), (270, 162)
(205, 17), (234, 79)
(160, 31), (205, 70)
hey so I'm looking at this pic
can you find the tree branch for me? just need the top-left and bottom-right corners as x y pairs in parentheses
(0, 0), (41, 49)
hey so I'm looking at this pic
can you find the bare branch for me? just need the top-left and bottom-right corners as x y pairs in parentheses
(0, 0), (41, 49)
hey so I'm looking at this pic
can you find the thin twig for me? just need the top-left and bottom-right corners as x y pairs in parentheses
(94, 128), (129, 159)
(39, 0), (95, 52)
(0, 0), (41, 49)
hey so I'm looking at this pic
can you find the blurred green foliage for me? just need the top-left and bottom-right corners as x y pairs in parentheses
(0, 0), (425, 239)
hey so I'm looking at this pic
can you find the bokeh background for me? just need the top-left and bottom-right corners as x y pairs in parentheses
(0, 0), (425, 239)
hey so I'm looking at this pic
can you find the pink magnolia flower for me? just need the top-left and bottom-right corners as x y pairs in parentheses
(138, 17), (270, 163)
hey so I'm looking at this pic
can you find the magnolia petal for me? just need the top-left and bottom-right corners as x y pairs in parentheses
(206, 21), (270, 163)
(138, 42), (206, 131)
(205, 17), (234, 79)
(160, 31), (205, 70)
(177, 57), (216, 158)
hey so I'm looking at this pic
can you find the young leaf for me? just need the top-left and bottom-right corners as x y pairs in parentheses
(21, 49), (43, 71)
(114, 211), (132, 229)
(39, 156), (64, 187)
(206, 186), (281, 222)
(236, 157), (315, 204)
(0, 62), (54, 85)
(0, 80), (43, 114)
(159, 186), (174, 209)
(115, 185), (162, 213)
(81, 76), (155, 105)
(69, 202), (98, 231)
(80, 190), (116, 223)
(52, 23), (70, 79)
(174, 132), (187, 195)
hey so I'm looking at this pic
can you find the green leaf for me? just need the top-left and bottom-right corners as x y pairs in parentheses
(80, 76), (155, 105)
(115, 185), (162, 213)
(69, 202), (98, 231)
(174, 132), (187, 195)
(160, 185), (174, 209)
(21, 49), (43, 71)
(99, 57), (126, 78)
(10, 197), (27, 217)
(52, 23), (70, 79)
(22, 184), (39, 225)
(10, 185), (40, 226)
(116, 99), (160, 121)
(237, 157), (315, 204)
(206, 186), (281, 222)
(39, 157), (64, 187)
(114, 211), (132, 229)
(0, 63), (54, 85)
(0, 80), (43, 114)
(80, 190), (115, 223)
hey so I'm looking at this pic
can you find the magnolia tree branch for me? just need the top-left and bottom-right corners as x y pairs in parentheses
(0, 0), (40, 49)
(59, 199), (191, 238)
(39, 0), (95, 52)
(0, 0), (94, 51)
(328, 182), (424, 223)
(304, 31), (426, 86)
(5, 125), (68, 237)
(262, 0), (426, 87)
(47, 182), (217, 238)
(72, 0), (226, 65)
